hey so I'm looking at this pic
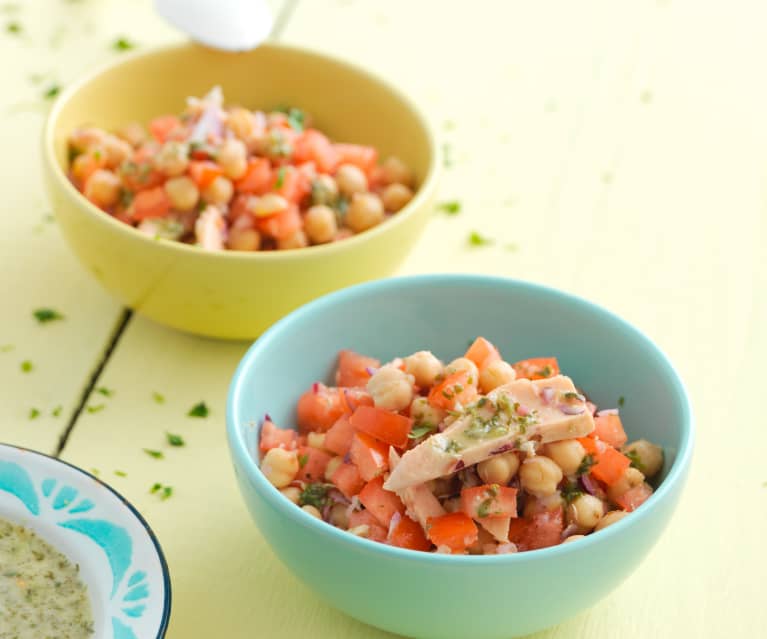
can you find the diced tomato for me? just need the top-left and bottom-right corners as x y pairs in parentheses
(331, 462), (365, 499)
(338, 387), (374, 415)
(428, 370), (477, 410)
(271, 166), (310, 203)
(295, 446), (332, 483)
(119, 160), (163, 192)
(228, 193), (252, 221)
(234, 157), (273, 194)
(349, 432), (389, 482)
(616, 483), (653, 512)
(334, 143), (378, 177)
(149, 115), (182, 143)
(512, 357), (560, 380)
(350, 405), (413, 449)
(358, 476), (405, 526)
(324, 416), (355, 456)
(259, 420), (297, 453)
(465, 337), (501, 370)
(507, 517), (530, 545)
(293, 129), (340, 174)
(591, 447), (631, 486)
(132, 187), (171, 221)
(256, 204), (301, 239)
(577, 436), (599, 455)
(460, 484), (518, 520)
(348, 509), (387, 542)
(593, 413), (628, 448)
(426, 512), (478, 553)
(71, 150), (107, 186)
(336, 350), (380, 388)
(388, 514), (431, 551)
(516, 507), (564, 551)
(188, 160), (224, 190)
(296, 384), (346, 434)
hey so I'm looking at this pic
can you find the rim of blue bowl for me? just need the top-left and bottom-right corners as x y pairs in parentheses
(0, 442), (172, 637)
(227, 273), (695, 564)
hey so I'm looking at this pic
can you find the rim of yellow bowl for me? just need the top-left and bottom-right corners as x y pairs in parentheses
(43, 40), (441, 262)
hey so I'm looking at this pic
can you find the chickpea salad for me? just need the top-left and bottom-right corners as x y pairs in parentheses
(258, 338), (664, 555)
(67, 87), (417, 251)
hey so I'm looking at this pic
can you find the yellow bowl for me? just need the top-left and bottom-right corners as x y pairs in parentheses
(43, 42), (440, 340)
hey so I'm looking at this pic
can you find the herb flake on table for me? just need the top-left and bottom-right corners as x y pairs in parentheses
(143, 449), (164, 460)
(442, 143), (454, 168)
(166, 433), (185, 447)
(20, 360), (33, 373)
(114, 470), (127, 478)
(33, 308), (65, 323)
(28, 408), (40, 420)
(112, 36), (135, 51)
(618, 396), (625, 407)
(150, 483), (173, 500)
(152, 391), (165, 404)
(52, 405), (62, 417)
(467, 231), (494, 247)
(5, 20), (20, 34)
(0, 344), (14, 353)
(504, 242), (519, 253)
(96, 386), (114, 397)
(42, 84), (61, 100)
(86, 404), (105, 414)
(188, 401), (209, 418)
(437, 200), (461, 215)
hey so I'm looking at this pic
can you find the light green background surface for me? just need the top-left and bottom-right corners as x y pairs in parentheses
(0, 1), (764, 637)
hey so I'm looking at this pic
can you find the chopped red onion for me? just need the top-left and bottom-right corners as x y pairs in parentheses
(343, 388), (357, 412)
(453, 460), (465, 472)
(596, 408), (619, 417)
(328, 489), (349, 506)
(515, 403), (530, 417)
(580, 474), (599, 496)
(322, 502), (334, 521)
(262, 413), (273, 425)
(365, 366), (378, 376)
(561, 523), (580, 540)
(586, 401), (597, 416)
(559, 403), (586, 415)
(490, 443), (514, 455)
(312, 382), (320, 394)
(540, 387), (555, 404)
(496, 542), (517, 554)
(387, 511), (402, 539)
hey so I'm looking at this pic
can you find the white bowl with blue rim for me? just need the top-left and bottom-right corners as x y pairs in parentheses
(0, 443), (171, 638)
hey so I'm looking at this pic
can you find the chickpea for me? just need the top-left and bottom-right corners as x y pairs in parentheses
(115, 122), (147, 147)
(325, 456), (344, 482)
(83, 169), (121, 208)
(607, 467), (645, 504)
(380, 156), (414, 187)
(311, 175), (339, 205)
(227, 227), (261, 251)
(153, 141), (189, 177)
(261, 448), (299, 488)
(479, 360), (516, 393)
(252, 193), (289, 217)
(71, 148), (105, 184)
(218, 138), (248, 180)
(381, 183), (414, 212)
(446, 357), (480, 385)
(544, 439), (587, 476)
(301, 505), (322, 519)
(202, 175), (234, 206)
(409, 397), (445, 429)
(348, 524), (370, 537)
(496, 542), (518, 554)
(367, 365), (415, 411)
(280, 486), (301, 504)
(563, 534), (586, 544)
(335, 164), (368, 196)
(329, 503), (349, 528)
(478, 452), (520, 485)
(623, 439), (664, 478)
(307, 432), (326, 450)
(519, 456), (563, 497)
(102, 135), (133, 168)
(227, 107), (257, 140)
(595, 510), (628, 531)
(568, 494), (604, 529)
(304, 205), (338, 244)
(345, 192), (384, 233)
(277, 229), (309, 250)
(164, 176), (199, 212)
(403, 350), (443, 388)
(69, 127), (106, 153)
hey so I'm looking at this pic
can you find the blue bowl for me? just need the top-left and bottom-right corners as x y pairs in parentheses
(227, 275), (694, 639)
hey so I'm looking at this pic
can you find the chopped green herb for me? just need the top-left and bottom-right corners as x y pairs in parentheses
(445, 439), (461, 454)
(561, 480), (583, 503)
(166, 433), (185, 447)
(112, 36), (135, 51)
(563, 391), (583, 401)
(28, 408), (40, 420)
(576, 454), (596, 476)
(335, 196), (349, 217)
(0, 344), (14, 352)
(43, 85), (60, 100)
(52, 405), (62, 417)
(20, 360), (33, 373)
(275, 166), (286, 189)
(468, 231), (493, 247)
(150, 482), (162, 493)
(95, 386), (114, 397)
(152, 391), (165, 404)
(437, 200), (461, 215)
(5, 20), (20, 33)
(442, 143), (454, 168)
(477, 497), (494, 518)
(298, 453), (309, 468)
(143, 449), (164, 460)
(86, 404), (105, 414)
(538, 365), (553, 377)
(286, 108), (305, 133)
(90, 468), (100, 477)
(188, 401), (209, 418)
(625, 449), (645, 472)
(114, 470), (127, 478)
(408, 424), (435, 439)
(618, 396), (625, 407)
(149, 483), (173, 500)
(299, 482), (329, 509)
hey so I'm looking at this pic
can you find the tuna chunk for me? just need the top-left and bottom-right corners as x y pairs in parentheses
(389, 449), (445, 529)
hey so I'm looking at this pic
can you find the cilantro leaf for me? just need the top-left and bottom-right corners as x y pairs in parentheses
(96, 386), (114, 397)
(166, 432), (185, 447)
(298, 453), (309, 468)
(561, 480), (583, 503)
(625, 449), (645, 472)
(33, 308), (65, 323)
(152, 391), (165, 404)
(188, 402), (208, 418)
(86, 404), (105, 414)
(298, 482), (329, 509)
(51, 405), (62, 417)
(275, 166), (286, 189)
(477, 497), (493, 518)
(437, 200), (461, 215)
(286, 108), (305, 132)
(20, 360), (33, 373)
(468, 231), (493, 247)
(28, 408), (40, 420)
(576, 454), (596, 476)
(408, 424), (435, 439)
(112, 37), (135, 51)
(150, 483), (173, 500)
(143, 449), (164, 459)
(43, 84), (60, 100)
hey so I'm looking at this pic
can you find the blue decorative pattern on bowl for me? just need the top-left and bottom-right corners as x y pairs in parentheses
(0, 444), (171, 638)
